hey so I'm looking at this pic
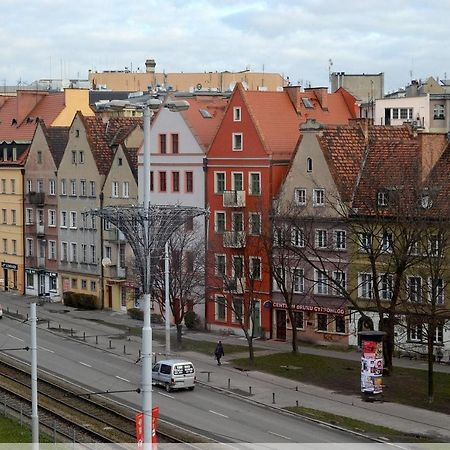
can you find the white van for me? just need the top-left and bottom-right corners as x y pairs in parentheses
(152, 359), (195, 392)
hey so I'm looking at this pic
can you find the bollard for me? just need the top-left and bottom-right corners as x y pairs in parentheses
(48, 320), (50, 329)
(95, 335), (98, 345)
(123, 345), (126, 354)
(249, 386), (252, 395)
(272, 393), (275, 404)
(16, 309), (18, 315)
(296, 400), (299, 407)
(295, 386), (298, 392)
(109, 340), (112, 349)
(59, 323), (61, 330)
(139, 349), (141, 360)
(83, 332), (86, 341)
(207, 372), (211, 382)
(26, 313), (28, 321)
(228, 378), (231, 389)
(70, 328), (73, 337)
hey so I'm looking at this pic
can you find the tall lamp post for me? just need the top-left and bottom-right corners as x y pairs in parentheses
(140, 98), (189, 448)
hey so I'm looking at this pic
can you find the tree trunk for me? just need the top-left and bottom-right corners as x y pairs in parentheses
(176, 323), (183, 345)
(287, 309), (298, 354)
(247, 337), (254, 363)
(427, 323), (434, 404)
(380, 317), (394, 374)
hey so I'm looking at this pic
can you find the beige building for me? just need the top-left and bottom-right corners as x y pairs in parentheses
(331, 72), (384, 103)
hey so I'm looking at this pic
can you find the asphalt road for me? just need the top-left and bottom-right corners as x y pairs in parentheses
(0, 314), (371, 445)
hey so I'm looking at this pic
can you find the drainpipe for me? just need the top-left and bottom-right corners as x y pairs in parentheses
(21, 168), (26, 295)
(99, 191), (105, 309)
(203, 157), (209, 330)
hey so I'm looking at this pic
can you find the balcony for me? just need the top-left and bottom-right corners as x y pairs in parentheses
(37, 257), (45, 269)
(104, 265), (127, 280)
(104, 228), (126, 241)
(223, 231), (246, 248)
(28, 192), (45, 206)
(223, 190), (245, 208)
(36, 224), (45, 236)
(223, 277), (246, 294)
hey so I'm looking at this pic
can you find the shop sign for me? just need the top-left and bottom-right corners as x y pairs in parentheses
(46, 272), (57, 277)
(272, 301), (345, 315)
(1, 262), (18, 270)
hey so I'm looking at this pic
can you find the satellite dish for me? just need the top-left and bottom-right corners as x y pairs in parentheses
(102, 257), (112, 267)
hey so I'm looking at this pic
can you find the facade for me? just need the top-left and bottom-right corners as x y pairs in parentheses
(331, 72), (384, 103)
(24, 123), (69, 299)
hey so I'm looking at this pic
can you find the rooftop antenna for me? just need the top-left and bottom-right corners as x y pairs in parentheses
(328, 58), (333, 90)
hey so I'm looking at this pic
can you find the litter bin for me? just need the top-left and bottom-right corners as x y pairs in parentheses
(358, 330), (386, 402)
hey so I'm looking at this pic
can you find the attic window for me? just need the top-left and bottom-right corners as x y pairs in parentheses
(306, 157), (313, 172)
(118, 157), (123, 166)
(302, 98), (314, 109)
(377, 190), (389, 207)
(199, 109), (212, 118)
(75, 129), (80, 137)
(233, 107), (241, 122)
(11, 118), (17, 126)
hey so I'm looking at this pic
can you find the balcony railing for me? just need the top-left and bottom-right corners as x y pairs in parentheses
(28, 192), (45, 206)
(223, 277), (246, 294)
(104, 265), (127, 280)
(104, 228), (126, 241)
(223, 231), (246, 248)
(37, 257), (45, 268)
(36, 224), (45, 236)
(223, 190), (246, 208)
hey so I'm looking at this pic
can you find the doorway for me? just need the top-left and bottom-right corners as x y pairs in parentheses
(38, 274), (46, 296)
(4, 269), (8, 291)
(276, 310), (287, 340)
(107, 285), (112, 308)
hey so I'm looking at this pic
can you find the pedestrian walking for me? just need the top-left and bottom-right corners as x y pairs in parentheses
(214, 340), (224, 366)
(436, 347), (443, 364)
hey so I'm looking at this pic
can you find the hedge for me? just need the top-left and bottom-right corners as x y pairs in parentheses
(63, 291), (97, 310)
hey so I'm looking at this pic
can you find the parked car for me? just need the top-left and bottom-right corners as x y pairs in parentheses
(152, 359), (195, 392)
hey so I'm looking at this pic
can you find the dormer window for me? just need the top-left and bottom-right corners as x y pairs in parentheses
(377, 190), (389, 207)
(307, 157), (313, 172)
(233, 107), (241, 122)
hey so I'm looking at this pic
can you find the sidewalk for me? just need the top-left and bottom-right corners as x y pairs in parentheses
(1, 292), (450, 441)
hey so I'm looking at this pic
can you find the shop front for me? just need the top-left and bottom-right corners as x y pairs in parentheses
(1, 262), (21, 293)
(25, 268), (59, 299)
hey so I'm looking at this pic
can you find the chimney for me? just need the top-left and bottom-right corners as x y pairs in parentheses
(313, 87), (328, 110)
(145, 59), (156, 73)
(418, 133), (447, 181)
(283, 85), (302, 113)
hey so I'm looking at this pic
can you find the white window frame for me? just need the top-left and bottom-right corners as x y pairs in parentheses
(408, 276), (422, 303)
(215, 295), (226, 321)
(381, 232), (393, 253)
(248, 172), (261, 195)
(359, 232), (372, 252)
(428, 277), (444, 305)
(231, 172), (244, 191)
(294, 188), (306, 206)
(214, 172), (226, 194)
(215, 254), (226, 277)
(314, 270), (328, 295)
(70, 179), (76, 196)
(334, 230), (346, 250)
(359, 272), (373, 299)
(122, 181), (129, 198)
(291, 227), (305, 247)
(377, 190), (388, 207)
(26, 238), (33, 257)
(80, 179), (87, 197)
(112, 181), (119, 198)
(69, 211), (77, 229)
(61, 241), (68, 262)
(48, 240), (56, 260)
(293, 268), (304, 293)
(49, 179), (56, 196)
(380, 273), (393, 301)
(215, 211), (226, 234)
(60, 211), (67, 228)
(233, 107), (241, 122)
(232, 132), (243, 151)
(313, 188), (325, 206)
(48, 209), (56, 227)
(332, 270), (346, 296)
(60, 179), (66, 196)
(70, 242), (78, 263)
(315, 229), (327, 249)
(26, 208), (33, 225)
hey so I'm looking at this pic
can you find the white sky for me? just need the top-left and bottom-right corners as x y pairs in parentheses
(1, 0), (449, 92)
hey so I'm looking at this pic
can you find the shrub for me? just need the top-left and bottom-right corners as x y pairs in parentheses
(184, 310), (198, 329)
(127, 308), (144, 321)
(63, 291), (97, 310)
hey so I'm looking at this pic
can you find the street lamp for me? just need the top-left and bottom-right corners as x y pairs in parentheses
(140, 97), (189, 449)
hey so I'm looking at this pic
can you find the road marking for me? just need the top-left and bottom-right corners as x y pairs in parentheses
(208, 410), (229, 419)
(115, 376), (130, 383)
(79, 362), (92, 368)
(158, 392), (175, 399)
(8, 334), (24, 342)
(268, 430), (291, 440)
(38, 346), (55, 353)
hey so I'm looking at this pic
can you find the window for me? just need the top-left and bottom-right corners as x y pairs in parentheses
(172, 172), (180, 192)
(232, 172), (243, 191)
(429, 235), (441, 257)
(232, 212), (243, 232)
(408, 240), (419, 255)
(11, 179), (16, 193)
(48, 210), (56, 227)
(332, 271), (346, 295)
(186, 171), (193, 193)
(60, 179), (67, 195)
(233, 107), (241, 122)
(2, 239), (6, 253)
(112, 181), (119, 198)
(119, 244), (125, 267)
(380, 274), (393, 300)
(105, 245), (112, 260)
(90, 281), (97, 291)
(11, 209), (16, 225)
(49, 179), (56, 195)
(377, 190), (389, 207)
(232, 255), (244, 278)
(215, 211), (225, 233)
(90, 181), (96, 197)
(26, 272), (34, 288)
(70, 179), (76, 196)
(26, 208), (33, 225)
(335, 316), (346, 333)
(291, 227), (305, 247)
(49, 275), (57, 291)
(317, 314), (328, 331)
(216, 296), (226, 321)
(81, 279), (87, 289)
(150, 171), (154, 191)
(232, 297), (243, 322)
(428, 278), (444, 305)
(159, 172), (167, 192)
(249, 257), (261, 280)
(26, 238), (33, 257)
(400, 108), (408, 120)
(171, 134), (179, 154)
(35, 179), (43, 193)
(48, 241), (56, 260)
(313, 189), (325, 206)
(293, 268), (304, 293)
(392, 108), (399, 119)
(75, 129), (80, 137)
(122, 181), (129, 198)
(91, 245), (96, 264)
(1, 208), (6, 224)
(408, 276), (422, 303)
(79, 180), (86, 197)
(71, 151), (76, 164)
(359, 232), (372, 252)
(381, 232), (393, 253)
(118, 157), (123, 166)
(215, 254), (226, 276)
(27, 179), (32, 193)
(359, 273), (373, 299)
(1, 179), (5, 193)
(79, 151), (84, 163)
(12, 148), (17, 161)
(315, 229), (327, 249)
(334, 230), (346, 250)
(295, 188), (306, 205)
(70, 211), (77, 229)
(71, 278), (77, 289)
(232, 133), (243, 151)
(215, 172), (226, 193)
(37, 151), (42, 164)
(307, 157), (313, 172)
(408, 322), (423, 342)
(249, 213), (261, 235)
(433, 104), (445, 120)
(293, 312), (304, 329)
(249, 173), (261, 195)
(37, 209), (44, 226)
(71, 243), (77, 262)
(61, 242), (68, 261)
(159, 134), (167, 153)
(315, 270), (328, 295)
(60, 211), (67, 228)
(432, 325), (444, 344)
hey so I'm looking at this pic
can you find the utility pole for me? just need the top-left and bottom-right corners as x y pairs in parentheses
(165, 240), (170, 355)
(30, 302), (39, 449)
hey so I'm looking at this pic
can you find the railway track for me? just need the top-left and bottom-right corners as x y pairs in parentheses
(0, 354), (187, 444)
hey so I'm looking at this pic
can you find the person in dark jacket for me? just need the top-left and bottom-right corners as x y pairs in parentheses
(214, 340), (225, 366)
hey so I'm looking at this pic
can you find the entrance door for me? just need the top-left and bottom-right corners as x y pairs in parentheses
(276, 310), (287, 340)
(38, 274), (46, 296)
(4, 269), (8, 291)
(107, 285), (112, 308)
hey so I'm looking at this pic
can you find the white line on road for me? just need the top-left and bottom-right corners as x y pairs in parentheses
(79, 362), (92, 368)
(115, 375), (130, 383)
(158, 392), (175, 399)
(38, 346), (55, 353)
(267, 430), (292, 440)
(7, 334), (24, 342)
(208, 410), (229, 419)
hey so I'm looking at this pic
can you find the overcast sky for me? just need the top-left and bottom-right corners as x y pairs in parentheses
(1, 0), (449, 93)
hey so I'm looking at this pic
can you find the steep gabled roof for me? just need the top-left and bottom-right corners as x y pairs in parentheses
(46, 126), (70, 168)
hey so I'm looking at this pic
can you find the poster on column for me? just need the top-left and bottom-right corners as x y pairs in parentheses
(136, 407), (159, 448)
(361, 340), (384, 394)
